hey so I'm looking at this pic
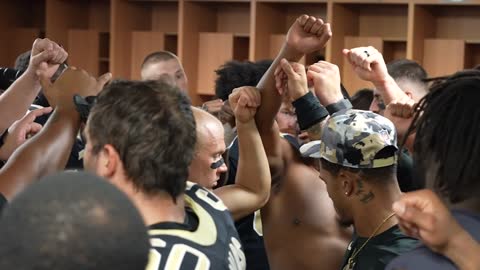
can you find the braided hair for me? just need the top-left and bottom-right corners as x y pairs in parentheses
(406, 68), (480, 203)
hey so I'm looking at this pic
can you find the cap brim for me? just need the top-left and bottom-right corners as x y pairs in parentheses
(300, 140), (322, 158)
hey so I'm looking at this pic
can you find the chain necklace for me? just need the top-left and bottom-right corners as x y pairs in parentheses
(344, 212), (396, 270)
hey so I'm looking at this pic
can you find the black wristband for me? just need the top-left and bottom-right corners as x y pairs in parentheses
(326, 99), (353, 115)
(292, 92), (329, 130)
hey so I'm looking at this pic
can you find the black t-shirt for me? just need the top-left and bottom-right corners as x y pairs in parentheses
(341, 225), (419, 270)
(397, 149), (423, 192)
(226, 137), (270, 270)
(0, 192), (7, 212)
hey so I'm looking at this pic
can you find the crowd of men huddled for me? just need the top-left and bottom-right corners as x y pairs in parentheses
(0, 14), (478, 270)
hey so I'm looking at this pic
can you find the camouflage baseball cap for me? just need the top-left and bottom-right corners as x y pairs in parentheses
(302, 109), (398, 168)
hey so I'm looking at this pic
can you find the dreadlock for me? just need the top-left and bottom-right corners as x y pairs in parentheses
(407, 68), (480, 203)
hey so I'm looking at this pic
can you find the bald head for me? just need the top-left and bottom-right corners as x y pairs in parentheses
(192, 107), (224, 148)
(189, 107), (227, 188)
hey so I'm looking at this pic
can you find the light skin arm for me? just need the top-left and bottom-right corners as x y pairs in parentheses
(0, 67), (110, 200)
(342, 46), (408, 106)
(0, 38), (67, 134)
(215, 86), (271, 221)
(393, 189), (480, 270)
(255, 15), (332, 177)
(0, 107), (53, 161)
(202, 99), (224, 114)
(384, 98), (416, 152)
(444, 229), (480, 270)
(275, 60), (345, 141)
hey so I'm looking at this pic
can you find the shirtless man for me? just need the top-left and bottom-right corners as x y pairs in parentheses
(251, 15), (351, 269)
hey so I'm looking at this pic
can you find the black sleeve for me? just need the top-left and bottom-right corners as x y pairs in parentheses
(292, 92), (353, 130)
(325, 99), (353, 115)
(292, 92), (329, 130)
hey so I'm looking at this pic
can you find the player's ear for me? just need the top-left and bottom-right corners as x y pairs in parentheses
(96, 144), (120, 179)
(338, 169), (355, 197)
(404, 90), (414, 99)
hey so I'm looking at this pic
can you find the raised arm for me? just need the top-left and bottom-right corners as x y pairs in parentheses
(342, 46), (408, 106)
(0, 38), (67, 134)
(0, 67), (110, 200)
(255, 15), (331, 173)
(276, 59), (351, 141)
(214, 86), (271, 221)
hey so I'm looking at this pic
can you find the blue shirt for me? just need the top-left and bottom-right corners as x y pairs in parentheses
(386, 210), (480, 270)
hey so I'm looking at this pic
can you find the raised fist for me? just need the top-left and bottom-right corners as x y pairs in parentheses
(229, 86), (261, 123)
(286, 15), (332, 55)
(274, 59), (308, 101)
(307, 61), (343, 106)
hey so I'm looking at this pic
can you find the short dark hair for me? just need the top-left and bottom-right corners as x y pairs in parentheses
(88, 80), (196, 200)
(351, 88), (374, 110)
(141, 51), (177, 70)
(320, 145), (398, 182)
(0, 171), (150, 270)
(320, 158), (397, 182)
(387, 59), (428, 83)
(409, 69), (480, 203)
(215, 59), (272, 101)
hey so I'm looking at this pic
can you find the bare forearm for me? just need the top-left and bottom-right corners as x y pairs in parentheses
(0, 71), (41, 132)
(255, 44), (303, 160)
(217, 119), (270, 221)
(373, 76), (406, 105)
(255, 43), (303, 131)
(444, 229), (480, 270)
(236, 120), (270, 201)
(33, 109), (80, 176)
(0, 108), (80, 200)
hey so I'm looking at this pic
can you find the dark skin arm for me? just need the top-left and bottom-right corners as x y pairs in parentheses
(0, 67), (111, 200)
(0, 108), (80, 200)
(254, 15), (332, 181)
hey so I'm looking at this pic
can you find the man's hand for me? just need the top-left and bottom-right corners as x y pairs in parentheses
(393, 190), (464, 254)
(274, 59), (308, 100)
(229, 87), (261, 123)
(25, 38), (68, 83)
(342, 46), (389, 84)
(202, 99), (224, 114)
(286, 15), (332, 55)
(0, 107), (53, 161)
(218, 100), (236, 127)
(38, 67), (111, 110)
(307, 61), (343, 106)
(343, 46), (410, 105)
(384, 97), (415, 142)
